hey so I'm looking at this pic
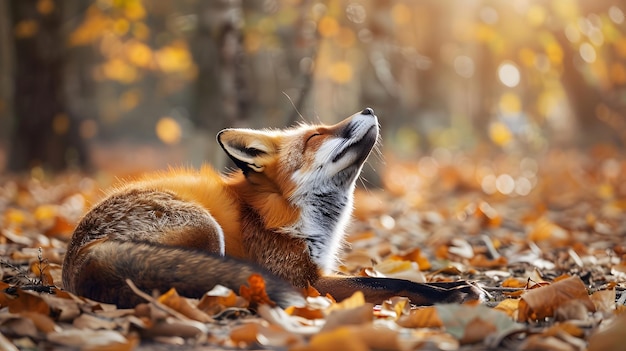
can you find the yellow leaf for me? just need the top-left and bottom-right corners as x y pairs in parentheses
(494, 299), (519, 318)
(326, 291), (364, 313)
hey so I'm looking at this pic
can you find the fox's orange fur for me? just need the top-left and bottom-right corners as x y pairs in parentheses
(62, 108), (483, 308)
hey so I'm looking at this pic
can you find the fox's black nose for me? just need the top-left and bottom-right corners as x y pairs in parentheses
(361, 107), (374, 116)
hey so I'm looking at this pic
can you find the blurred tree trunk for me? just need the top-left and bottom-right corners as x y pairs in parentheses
(8, 0), (88, 172)
(0, 0), (13, 150)
(190, 0), (249, 167)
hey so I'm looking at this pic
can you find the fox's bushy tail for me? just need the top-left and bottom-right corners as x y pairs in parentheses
(65, 240), (305, 308)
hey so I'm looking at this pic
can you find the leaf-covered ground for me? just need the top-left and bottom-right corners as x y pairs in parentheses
(0, 147), (625, 350)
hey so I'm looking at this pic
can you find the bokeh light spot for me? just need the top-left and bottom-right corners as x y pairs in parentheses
(498, 62), (520, 87)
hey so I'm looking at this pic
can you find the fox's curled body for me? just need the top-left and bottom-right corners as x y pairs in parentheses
(63, 109), (482, 308)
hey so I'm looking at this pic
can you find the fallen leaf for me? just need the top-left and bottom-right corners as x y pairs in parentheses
(469, 254), (508, 268)
(517, 276), (595, 322)
(197, 285), (245, 315)
(230, 322), (260, 345)
(239, 274), (275, 307)
(4, 289), (50, 315)
(591, 289), (616, 314)
(396, 306), (443, 328)
(391, 248), (431, 271)
(493, 298), (519, 318)
(460, 316), (497, 344)
(436, 304), (518, 342)
(47, 329), (133, 349)
(588, 313), (626, 351)
(321, 304), (373, 332)
(285, 305), (325, 320)
(292, 326), (369, 351)
(157, 288), (212, 323)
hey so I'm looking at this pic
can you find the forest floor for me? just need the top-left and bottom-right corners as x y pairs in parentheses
(0, 146), (624, 350)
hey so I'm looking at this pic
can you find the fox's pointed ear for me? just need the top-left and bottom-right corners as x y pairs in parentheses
(217, 129), (277, 172)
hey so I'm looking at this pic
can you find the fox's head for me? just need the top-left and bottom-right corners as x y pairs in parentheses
(217, 108), (379, 271)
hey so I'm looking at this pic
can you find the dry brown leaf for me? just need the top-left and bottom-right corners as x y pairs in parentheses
(460, 317), (497, 344)
(321, 304), (373, 332)
(378, 296), (410, 320)
(239, 274), (275, 307)
(157, 288), (212, 323)
(469, 254), (508, 268)
(591, 289), (616, 314)
(396, 306), (443, 328)
(197, 285), (245, 315)
(520, 335), (577, 351)
(19, 311), (58, 333)
(544, 322), (584, 338)
(5, 289), (50, 315)
(47, 329), (134, 350)
(30, 260), (54, 285)
(517, 276), (595, 322)
(292, 326), (369, 351)
(0, 316), (39, 338)
(142, 317), (208, 339)
(73, 313), (119, 330)
(435, 304), (517, 342)
(352, 324), (401, 351)
(588, 313), (626, 351)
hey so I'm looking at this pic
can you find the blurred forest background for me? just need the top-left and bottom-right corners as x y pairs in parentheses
(0, 0), (625, 175)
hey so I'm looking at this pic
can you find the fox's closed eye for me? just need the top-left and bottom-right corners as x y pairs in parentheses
(306, 133), (321, 144)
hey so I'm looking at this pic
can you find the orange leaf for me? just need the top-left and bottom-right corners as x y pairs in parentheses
(391, 248), (431, 271)
(501, 277), (526, 288)
(468, 254), (507, 268)
(293, 326), (368, 351)
(285, 306), (325, 320)
(396, 306), (443, 328)
(230, 323), (260, 345)
(5, 289), (50, 315)
(304, 283), (321, 298)
(239, 274), (275, 307)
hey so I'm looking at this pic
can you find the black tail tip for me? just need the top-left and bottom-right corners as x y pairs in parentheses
(361, 107), (374, 115)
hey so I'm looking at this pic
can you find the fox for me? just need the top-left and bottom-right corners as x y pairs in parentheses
(62, 108), (483, 308)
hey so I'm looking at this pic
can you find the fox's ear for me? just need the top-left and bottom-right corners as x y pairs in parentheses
(217, 129), (277, 172)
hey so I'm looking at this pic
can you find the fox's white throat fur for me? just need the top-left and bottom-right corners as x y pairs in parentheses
(288, 109), (379, 273)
